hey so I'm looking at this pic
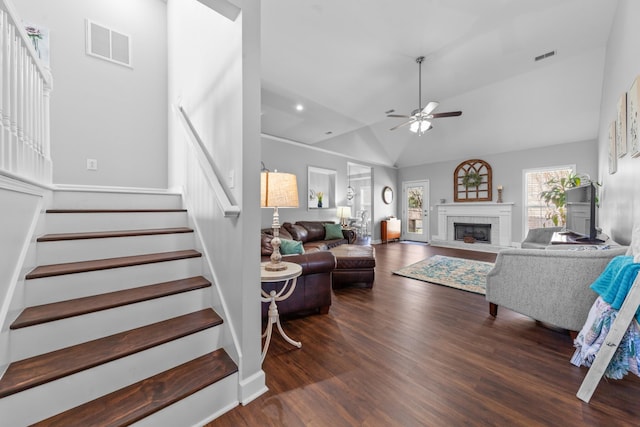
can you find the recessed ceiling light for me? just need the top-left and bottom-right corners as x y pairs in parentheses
(325, 131), (333, 135)
(295, 104), (304, 111)
(385, 109), (395, 114)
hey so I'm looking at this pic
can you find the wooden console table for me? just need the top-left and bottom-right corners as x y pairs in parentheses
(381, 218), (401, 243)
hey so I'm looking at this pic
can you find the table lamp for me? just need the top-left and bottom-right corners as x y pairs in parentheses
(337, 206), (352, 227)
(261, 170), (299, 271)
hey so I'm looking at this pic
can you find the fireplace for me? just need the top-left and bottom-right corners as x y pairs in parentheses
(454, 222), (491, 243)
(434, 202), (514, 249)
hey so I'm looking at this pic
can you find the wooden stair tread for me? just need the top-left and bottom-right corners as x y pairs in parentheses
(46, 209), (187, 213)
(25, 250), (201, 279)
(11, 277), (211, 329)
(0, 309), (222, 398)
(37, 227), (193, 242)
(31, 349), (238, 427)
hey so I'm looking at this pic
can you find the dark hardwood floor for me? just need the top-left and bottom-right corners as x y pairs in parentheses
(211, 242), (640, 426)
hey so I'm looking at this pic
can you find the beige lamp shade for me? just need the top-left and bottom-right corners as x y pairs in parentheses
(261, 172), (299, 208)
(337, 206), (352, 220)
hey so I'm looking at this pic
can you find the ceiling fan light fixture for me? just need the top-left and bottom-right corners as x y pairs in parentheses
(410, 120), (431, 135)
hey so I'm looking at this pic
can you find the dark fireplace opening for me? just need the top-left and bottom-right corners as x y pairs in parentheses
(454, 222), (491, 244)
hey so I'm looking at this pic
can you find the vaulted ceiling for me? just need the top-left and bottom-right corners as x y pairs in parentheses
(260, 0), (618, 168)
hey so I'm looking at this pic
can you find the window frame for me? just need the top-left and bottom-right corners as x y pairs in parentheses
(521, 164), (575, 239)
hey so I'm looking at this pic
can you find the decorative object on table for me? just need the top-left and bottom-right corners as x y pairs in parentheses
(497, 185), (503, 203)
(336, 206), (352, 227)
(393, 255), (494, 295)
(317, 191), (323, 208)
(453, 159), (492, 202)
(628, 75), (640, 158)
(617, 92), (627, 157)
(261, 170), (299, 271)
(609, 121), (617, 174)
(261, 261), (303, 361)
(387, 56), (462, 135)
(382, 186), (393, 204)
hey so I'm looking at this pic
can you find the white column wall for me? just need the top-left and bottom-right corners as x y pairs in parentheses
(167, 0), (264, 403)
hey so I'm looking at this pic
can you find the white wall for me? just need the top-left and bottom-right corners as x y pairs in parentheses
(399, 139), (598, 243)
(597, 0), (640, 245)
(167, 0), (264, 403)
(261, 137), (397, 242)
(15, 0), (168, 188)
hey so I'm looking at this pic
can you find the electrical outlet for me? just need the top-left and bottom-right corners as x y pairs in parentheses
(87, 159), (98, 170)
(228, 169), (235, 189)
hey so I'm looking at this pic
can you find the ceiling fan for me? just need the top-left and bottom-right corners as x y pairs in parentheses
(388, 56), (462, 135)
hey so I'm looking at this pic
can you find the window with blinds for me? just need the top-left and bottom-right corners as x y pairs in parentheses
(523, 165), (574, 237)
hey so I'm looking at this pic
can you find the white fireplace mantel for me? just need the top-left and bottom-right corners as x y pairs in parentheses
(433, 203), (515, 248)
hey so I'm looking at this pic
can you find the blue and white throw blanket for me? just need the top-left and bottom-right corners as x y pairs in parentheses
(571, 256), (640, 379)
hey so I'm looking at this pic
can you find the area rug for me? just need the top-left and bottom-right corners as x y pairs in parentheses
(392, 255), (494, 295)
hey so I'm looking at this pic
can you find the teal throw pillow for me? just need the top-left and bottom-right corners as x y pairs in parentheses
(279, 238), (304, 255)
(324, 223), (344, 240)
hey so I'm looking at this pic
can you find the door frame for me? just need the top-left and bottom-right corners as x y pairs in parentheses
(401, 179), (430, 242)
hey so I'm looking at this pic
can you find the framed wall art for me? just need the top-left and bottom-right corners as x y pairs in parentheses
(609, 121), (617, 174)
(628, 75), (640, 158)
(453, 159), (492, 202)
(617, 92), (627, 157)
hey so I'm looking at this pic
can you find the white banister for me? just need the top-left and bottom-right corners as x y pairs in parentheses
(0, 0), (52, 185)
(176, 104), (240, 218)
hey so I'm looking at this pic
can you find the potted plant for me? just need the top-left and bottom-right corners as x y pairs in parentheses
(539, 172), (597, 226)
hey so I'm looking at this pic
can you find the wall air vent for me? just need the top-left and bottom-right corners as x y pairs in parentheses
(534, 50), (556, 62)
(86, 19), (132, 68)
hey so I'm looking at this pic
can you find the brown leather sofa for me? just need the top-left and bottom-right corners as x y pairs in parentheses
(261, 222), (350, 318)
(260, 221), (363, 317)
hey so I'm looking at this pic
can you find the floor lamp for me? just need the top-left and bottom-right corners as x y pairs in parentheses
(261, 171), (299, 271)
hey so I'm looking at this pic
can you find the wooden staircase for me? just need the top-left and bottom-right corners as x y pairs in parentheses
(0, 191), (239, 426)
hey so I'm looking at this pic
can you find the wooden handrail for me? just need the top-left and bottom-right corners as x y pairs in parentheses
(176, 105), (240, 218)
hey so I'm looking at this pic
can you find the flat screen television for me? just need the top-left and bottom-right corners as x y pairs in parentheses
(564, 183), (602, 243)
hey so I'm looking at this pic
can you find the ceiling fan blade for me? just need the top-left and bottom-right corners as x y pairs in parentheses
(429, 111), (463, 118)
(421, 101), (439, 115)
(389, 119), (416, 131)
(386, 114), (411, 118)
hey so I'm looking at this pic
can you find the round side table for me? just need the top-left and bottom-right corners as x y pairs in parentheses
(260, 261), (303, 362)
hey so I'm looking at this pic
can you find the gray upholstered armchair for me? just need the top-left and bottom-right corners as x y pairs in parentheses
(520, 226), (563, 249)
(486, 245), (628, 333)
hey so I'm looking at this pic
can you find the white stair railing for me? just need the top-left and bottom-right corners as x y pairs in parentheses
(0, 0), (52, 185)
(176, 105), (240, 218)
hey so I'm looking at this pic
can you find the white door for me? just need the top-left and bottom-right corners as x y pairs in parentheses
(402, 180), (430, 242)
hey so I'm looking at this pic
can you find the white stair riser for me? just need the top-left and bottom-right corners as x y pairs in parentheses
(0, 327), (222, 427)
(52, 191), (183, 210)
(133, 373), (239, 427)
(44, 211), (188, 233)
(37, 233), (195, 264)
(25, 258), (203, 305)
(11, 288), (211, 361)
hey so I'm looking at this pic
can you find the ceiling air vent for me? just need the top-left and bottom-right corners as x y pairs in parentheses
(534, 50), (556, 62)
(86, 19), (132, 68)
